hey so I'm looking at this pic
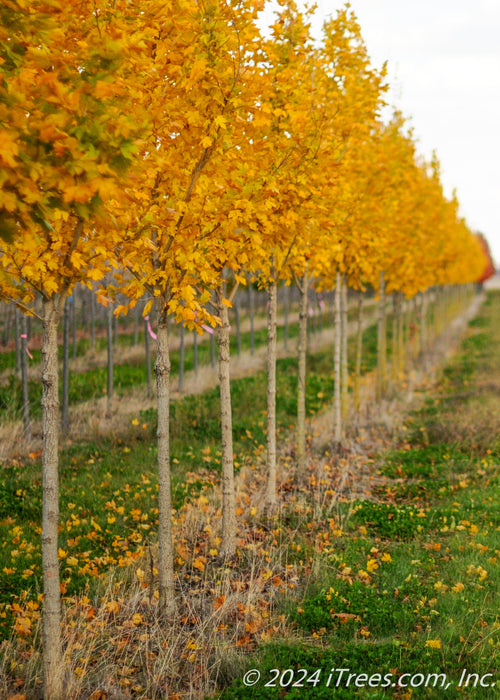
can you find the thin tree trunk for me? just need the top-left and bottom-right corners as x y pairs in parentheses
(398, 293), (405, 376)
(21, 314), (31, 440)
(15, 306), (21, 374)
(283, 282), (289, 351)
(376, 271), (386, 402)
(341, 276), (348, 417)
(178, 324), (185, 391)
(296, 268), (308, 475)
(210, 330), (216, 369)
(41, 296), (62, 700)
(155, 299), (176, 616)
(61, 297), (70, 433)
(420, 291), (427, 369)
(193, 329), (198, 375)
(234, 298), (242, 357)
(265, 278), (278, 508)
(216, 285), (236, 557)
(333, 272), (342, 449)
(71, 290), (77, 360)
(106, 303), (113, 417)
(134, 303), (140, 346)
(90, 289), (96, 352)
(248, 274), (255, 355)
(354, 295), (363, 412)
(145, 317), (152, 397)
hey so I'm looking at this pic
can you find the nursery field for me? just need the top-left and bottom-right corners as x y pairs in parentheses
(0, 290), (498, 698)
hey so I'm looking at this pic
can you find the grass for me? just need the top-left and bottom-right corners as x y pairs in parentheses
(219, 291), (500, 699)
(0, 288), (490, 698)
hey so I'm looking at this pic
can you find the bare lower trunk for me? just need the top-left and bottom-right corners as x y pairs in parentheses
(106, 303), (113, 417)
(15, 306), (21, 374)
(193, 329), (198, 375)
(265, 279), (278, 508)
(376, 271), (386, 402)
(248, 274), (255, 355)
(41, 297), (62, 700)
(283, 283), (289, 351)
(354, 295), (363, 412)
(216, 286), (236, 557)
(420, 291), (427, 369)
(341, 276), (348, 417)
(296, 268), (308, 475)
(333, 272), (342, 449)
(61, 297), (70, 433)
(155, 300), (176, 616)
(90, 289), (96, 352)
(178, 324), (185, 391)
(145, 317), (152, 398)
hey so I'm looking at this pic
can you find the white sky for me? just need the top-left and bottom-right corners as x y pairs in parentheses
(260, 0), (500, 265)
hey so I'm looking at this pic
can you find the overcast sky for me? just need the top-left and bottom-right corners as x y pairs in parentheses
(261, 1), (500, 265)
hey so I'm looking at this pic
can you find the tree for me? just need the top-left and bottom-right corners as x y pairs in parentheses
(0, 2), (145, 696)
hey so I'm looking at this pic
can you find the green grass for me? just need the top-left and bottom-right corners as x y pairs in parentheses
(219, 291), (500, 699)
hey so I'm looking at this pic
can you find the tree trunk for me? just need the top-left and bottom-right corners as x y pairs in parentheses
(296, 268), (308, 475)
(333, 271), (342, 449)
(106, 303), (113, 417)
(234, 297), (242, 357)
(420, 291), (427, 370)
(41, 296), (63, 700)
(61, 296), (70, 433)
(155, 299), (176, 616)
(90, 288), (96, 352)
(15, 306), (21, 374)
(145, 316), (152, 398)
(354, 295), (363, 412)
(193, 328), (198, 375)
(341, 276), (348, 417)
(283, 282), (289, 351)
(376, 271), (386, 402)
(21, 314), (31, 440)
(133, 303), (140, 346)
(216, 286), (236, 557)
(265, 278), (278, 508)
(71, 291), (77, 360)
(248, 274), (255, 355)
(178, 324), (185, 392)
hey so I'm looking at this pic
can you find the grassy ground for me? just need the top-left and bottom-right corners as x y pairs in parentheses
(220, 291), (500, 699)
(0, 289), (494, 698)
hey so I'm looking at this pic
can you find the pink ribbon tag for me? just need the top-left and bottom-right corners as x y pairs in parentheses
(308, 305), (314, 317)
(202, 324), (214, 335)
(318, 299), (325, 311)
(144, 315), (157, 341)
(20, 334), (33, 359)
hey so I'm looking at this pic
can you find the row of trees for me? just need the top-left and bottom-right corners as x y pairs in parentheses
(0, 1), (490, 697)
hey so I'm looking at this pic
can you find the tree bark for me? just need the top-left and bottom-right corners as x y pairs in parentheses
(296, 268), (308, 475)
(61, 296), (70, 433)
(216, 286), (237, 557)
(234, 297), (242, 357)
(15, 306), (21, 374)
(41, 296), (63, 700)
(333, 271), (342, 449)
(90, 288), (96, 352)
(283, 282), (289, 351)
(376, 271), (386, 402)
(341, 276), (348, 417)
(145, 316), (152, 398)
(155, 299), (176, 616)
(248, 274), (255, 355)
(21, 314), (31, 439)
(193, 328), (198, 375)
(178, 324), (185, 392)
(265, 278), (278, 508)
(354, 295), (363, 412)
(106, 303), (113, 417)
(71, 291), (77, 361)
